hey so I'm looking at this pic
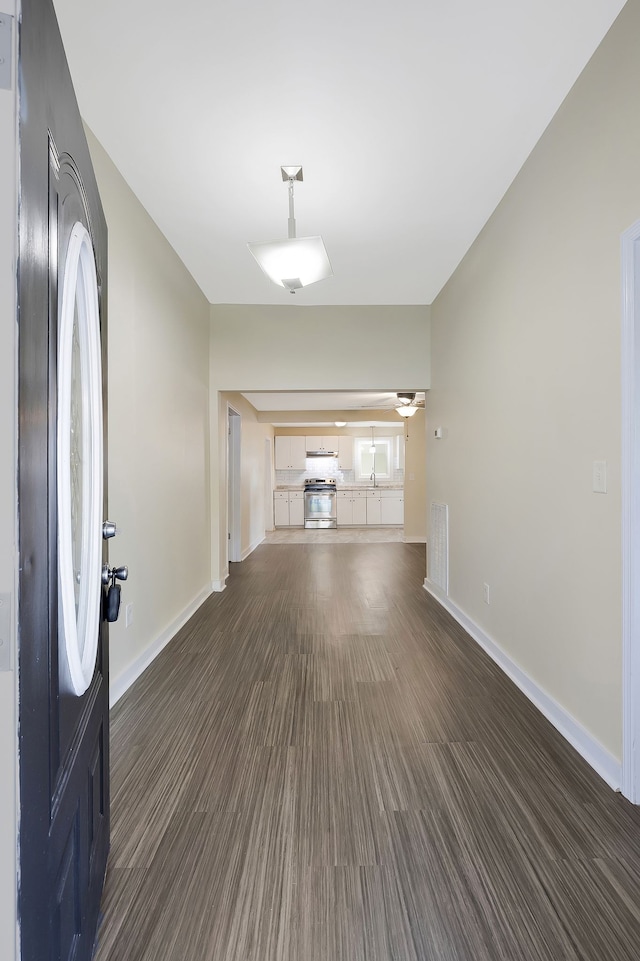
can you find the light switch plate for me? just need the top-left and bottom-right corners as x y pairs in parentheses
(0, 592), (12, 671)
(593, 460), (607, 493)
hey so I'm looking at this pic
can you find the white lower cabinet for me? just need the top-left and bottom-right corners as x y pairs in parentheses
(353, 495), (367, 525)
(337, 490), (367, 526)
(289, 490), (304, 527)
(274, 490), (305, 527)
(366, 493), (382, 525)
(380, 491), (404, 525)
(274, 491), (290, 527)
(282, 488), (404, 528)
(366, 489), (404, 526)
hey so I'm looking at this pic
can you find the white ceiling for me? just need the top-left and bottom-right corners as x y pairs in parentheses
(241, 389), (426, 425)
(52, 0), (625, 308)
(242, 391), (425, 412)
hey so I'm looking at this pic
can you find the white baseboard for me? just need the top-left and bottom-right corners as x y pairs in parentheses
(109, 583), (214, 708)
(211, 578), (227, 592)
(242, 534), (265, 561)
(423, 579), (622, 791)
(404, 535), (427, 544)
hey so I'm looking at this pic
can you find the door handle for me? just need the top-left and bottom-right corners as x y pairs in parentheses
(102, 564), (129, 585)
(102, 565), (128, 623)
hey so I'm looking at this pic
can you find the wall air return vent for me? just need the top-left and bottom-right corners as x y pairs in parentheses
(429, 502), (449, 595)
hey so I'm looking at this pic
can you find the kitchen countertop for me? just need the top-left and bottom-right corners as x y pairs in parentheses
(275, 485), (404, 491)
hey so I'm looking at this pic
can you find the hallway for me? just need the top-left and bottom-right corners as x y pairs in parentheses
(96, 542), (640, 961)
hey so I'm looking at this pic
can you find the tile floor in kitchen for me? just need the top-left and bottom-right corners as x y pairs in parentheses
(264, 527), (406, 544)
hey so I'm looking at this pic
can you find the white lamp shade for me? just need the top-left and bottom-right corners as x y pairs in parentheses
(396, 405), (418, 418)
(247, 236), (332, 290)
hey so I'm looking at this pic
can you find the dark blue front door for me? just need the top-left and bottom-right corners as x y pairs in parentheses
(18, 2), (110, 959)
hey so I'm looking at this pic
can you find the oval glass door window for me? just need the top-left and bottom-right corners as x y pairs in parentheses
(58, 222), (103, 696)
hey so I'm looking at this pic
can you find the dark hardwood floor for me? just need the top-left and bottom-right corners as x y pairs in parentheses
(95, 542), (640, 961)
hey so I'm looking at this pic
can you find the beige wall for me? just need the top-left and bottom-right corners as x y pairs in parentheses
(403, 409), (427, 543)
(0, 4), (17, 957)
(428, 0), (640, 762)
(210, 304), (431, 390)
(209, 304), (431, 584)
(86, 128), (212, 699)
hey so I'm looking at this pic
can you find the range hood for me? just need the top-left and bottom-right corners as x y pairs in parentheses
(306, 448), (338, 457)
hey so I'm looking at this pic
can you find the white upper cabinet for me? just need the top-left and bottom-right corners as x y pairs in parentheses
(305, 435), (339, 453)
(275, 435), (307, 469)
(338, 435), (353, 470)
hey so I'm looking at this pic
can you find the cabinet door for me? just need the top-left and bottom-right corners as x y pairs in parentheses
(274, 493), (290, 526)
(338, 436), (353, 470)
(366, 496), (381, 525)
(336, 494), (352, 526)
(305, 436), (323, 452)
(274, 437), (290, 470)
(290, 436), (307, 468)
(352, 497), (367, 525)
(380, 496), (404, 525)
(289, 492), (305, 526)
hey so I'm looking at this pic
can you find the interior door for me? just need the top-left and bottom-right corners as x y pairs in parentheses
(18, 2), (111, 960)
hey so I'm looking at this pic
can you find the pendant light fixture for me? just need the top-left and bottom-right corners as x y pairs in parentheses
(247, 166), (333, 294)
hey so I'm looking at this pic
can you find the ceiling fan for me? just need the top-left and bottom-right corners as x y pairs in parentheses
(345, 391), (425, 415)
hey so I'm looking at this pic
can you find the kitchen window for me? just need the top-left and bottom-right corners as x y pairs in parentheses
(355, 437), (393, 482)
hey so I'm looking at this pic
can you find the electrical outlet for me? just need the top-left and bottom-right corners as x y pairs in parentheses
(125, 602), (134, 628)
(483, 583), (490, 605)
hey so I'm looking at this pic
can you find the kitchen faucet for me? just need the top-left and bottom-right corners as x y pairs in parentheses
(370, 470), (376, 488)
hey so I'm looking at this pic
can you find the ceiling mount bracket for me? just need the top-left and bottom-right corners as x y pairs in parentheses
(281, 165), (303, 182)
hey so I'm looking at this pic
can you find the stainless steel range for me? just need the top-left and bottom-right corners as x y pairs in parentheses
(304, 478), (337, 529)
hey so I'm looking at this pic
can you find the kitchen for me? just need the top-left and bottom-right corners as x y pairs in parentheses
(273, 429), (407, 530)
(253, 390), (428, 541)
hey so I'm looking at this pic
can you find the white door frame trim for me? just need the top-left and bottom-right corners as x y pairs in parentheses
(227, 405), (242, 565)
(621, 218), (640, 803)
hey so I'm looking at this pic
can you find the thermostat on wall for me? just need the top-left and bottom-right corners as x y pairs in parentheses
(434, 427), (443, 439)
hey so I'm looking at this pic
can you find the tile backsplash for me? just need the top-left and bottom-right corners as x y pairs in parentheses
(275, 459), (403, 488)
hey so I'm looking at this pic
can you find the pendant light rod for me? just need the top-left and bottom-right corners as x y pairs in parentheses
(282, 165), (303, 240)
(288, 178), (296, 239)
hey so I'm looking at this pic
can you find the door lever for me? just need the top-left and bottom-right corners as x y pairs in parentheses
(102, 565), (129, 623)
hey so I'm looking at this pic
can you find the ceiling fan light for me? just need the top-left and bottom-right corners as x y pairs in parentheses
(396, 404), (418, 418)
(397, 392), (416, 405)
(247, 236), (332, 290)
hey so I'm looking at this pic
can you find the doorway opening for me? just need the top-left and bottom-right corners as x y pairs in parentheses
(622, 217), (640, 803)
(227, 406), (242, 564)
